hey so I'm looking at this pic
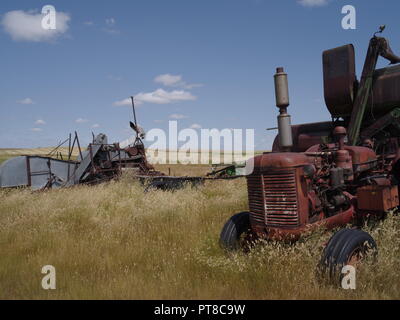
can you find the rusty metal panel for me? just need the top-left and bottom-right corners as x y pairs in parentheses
(368, 64), (400, 117)
(323, 44), (356, 117)
(357, 185), (399, 211)
(360, 108), (400, 140)
(248, 168), (307, 230)
(263, 169), (299, 227)
(247, 175), (265, 232)
(256, 152), (309, 170)
(249, 153), (312, 230)
(272, 121), (333, 153)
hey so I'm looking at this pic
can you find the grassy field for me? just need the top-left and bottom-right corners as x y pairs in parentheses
(0, 151), (400, 299)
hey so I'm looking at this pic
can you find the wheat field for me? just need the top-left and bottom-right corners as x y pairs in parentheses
(0, 153), (400, 299)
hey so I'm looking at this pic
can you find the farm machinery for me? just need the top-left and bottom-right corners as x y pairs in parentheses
(0, 97), (160, 190)
(0, 95), (236, 191)
(220, 26), (400, 281)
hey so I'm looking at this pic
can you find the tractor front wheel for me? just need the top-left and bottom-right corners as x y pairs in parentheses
(318, 228), (377, 285)
(219, 212), (254, 251)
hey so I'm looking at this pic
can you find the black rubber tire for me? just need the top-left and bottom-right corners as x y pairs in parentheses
(219, 212), (252, 251)
(318, 228), (377, 284)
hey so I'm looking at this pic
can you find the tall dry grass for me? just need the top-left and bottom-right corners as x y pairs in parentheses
(0, 168), (399, 299)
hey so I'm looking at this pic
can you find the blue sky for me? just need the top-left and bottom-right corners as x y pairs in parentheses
(0, 0), (399, 149)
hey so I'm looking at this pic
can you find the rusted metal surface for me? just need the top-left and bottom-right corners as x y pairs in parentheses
(348, 36), (400, 145)
(25, 156), (31, 187)
(335, 150), (352, 172)
(247, 153), (310, 234)
(252, 152), (310, 172)
(357, 185), (399, 211)
(263, 169), (300, 227)
(344, 146), (377, 173)
(247, 174), (265, 233)
(367, 65), (400, 117)
(323, 44), (357, 118)
(324, 61), (400, 122)
(321, 33), (400, 145)
(361, 108), (400, 140)
(272, 121), (333, 153)
(265, 206), (355, 241)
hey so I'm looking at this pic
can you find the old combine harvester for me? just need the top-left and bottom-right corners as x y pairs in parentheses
(220, 26), (400, 282)
(0, 97), (159, 190)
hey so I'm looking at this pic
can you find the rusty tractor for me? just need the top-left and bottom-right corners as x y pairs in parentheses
(220, 26), (400, 283)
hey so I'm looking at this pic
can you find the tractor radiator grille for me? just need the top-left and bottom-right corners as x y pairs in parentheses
(263, 170), (299, 227)
(247, 175), (265, 227)
(247, 169), (300, 228)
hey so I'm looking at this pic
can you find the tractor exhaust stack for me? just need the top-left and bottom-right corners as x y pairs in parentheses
(274, 67), (293, 151)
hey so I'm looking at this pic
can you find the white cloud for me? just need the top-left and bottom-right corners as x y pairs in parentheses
(170, 114), (188, 120)
(31, 128), (42, 132)
(84, 21), (94, 26)
(190, 123), (202, 129)
(92, 123), (100, 128)
(154, 74), (203, 89)
(114, 88), (196, 106)
(113, 98), (132, 107)
(183, 83), (204, 89)
(297, 0), (329, 7)
(1, 10), (70, 42)
(155, 74), (182, 87)
(35, 119), (46, 125)
(136, 89), (196, 104)
(17, 98), (35, 105)
(75, 118), (88, 123)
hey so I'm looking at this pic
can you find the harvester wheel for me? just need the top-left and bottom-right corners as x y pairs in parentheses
(219, 212), (253, 251)
(318, 228), (377, 285)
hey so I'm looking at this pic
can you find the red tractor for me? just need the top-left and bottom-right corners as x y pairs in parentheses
(220, 26), (400, 282)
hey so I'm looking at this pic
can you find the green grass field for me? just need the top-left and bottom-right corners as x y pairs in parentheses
(0, 150), (400, 299)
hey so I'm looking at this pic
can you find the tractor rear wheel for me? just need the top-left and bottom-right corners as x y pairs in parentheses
(219, 212), (254, 251)
(318, 228), (377, 285)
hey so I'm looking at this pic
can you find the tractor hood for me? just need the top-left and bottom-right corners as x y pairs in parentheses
(252, 152), (310, 175)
